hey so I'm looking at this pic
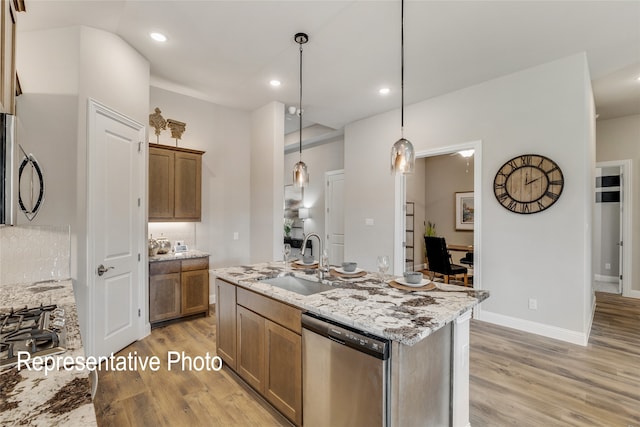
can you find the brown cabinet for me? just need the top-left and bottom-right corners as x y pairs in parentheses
(149, 261), (181, 322)
(215, 279), (237, 369)
(149, 257), (209, 325)
(0, 0), (16, 114)
(215, 279), (302, 426)
(236, 305), (265, 392)
(149, 143), (204, 222)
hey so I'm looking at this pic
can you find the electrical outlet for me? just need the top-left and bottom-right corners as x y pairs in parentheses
(528, 298), (537, 310)
(605, 263), (611, 270)
(365, 218), (374, 226)
(233, 232), (239, 241)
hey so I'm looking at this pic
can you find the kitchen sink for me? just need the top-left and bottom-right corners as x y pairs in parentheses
(259, 275), (334, 296)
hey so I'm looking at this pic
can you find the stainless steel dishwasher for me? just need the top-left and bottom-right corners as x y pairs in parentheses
(302, 312), (391, 427)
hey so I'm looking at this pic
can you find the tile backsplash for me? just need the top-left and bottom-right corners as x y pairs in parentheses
(0, 225), (71, 285)
(148, 222), (197, 250)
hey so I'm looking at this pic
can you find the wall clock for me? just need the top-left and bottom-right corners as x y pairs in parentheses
(493, 154), (564, 214)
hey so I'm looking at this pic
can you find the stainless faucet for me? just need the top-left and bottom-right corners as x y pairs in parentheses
(301, 232), (325, 280)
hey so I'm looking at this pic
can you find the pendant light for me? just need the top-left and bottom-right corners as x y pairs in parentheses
(293, 32), (309, 188)
(390, 0), (415, 174)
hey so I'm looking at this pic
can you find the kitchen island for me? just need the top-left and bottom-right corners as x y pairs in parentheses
(0, 280), (97, 426)
(212, 262), (489, 427)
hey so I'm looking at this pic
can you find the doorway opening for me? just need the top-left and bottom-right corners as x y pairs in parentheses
(394, 140), (481, 290)
(594, 159), (632, 296)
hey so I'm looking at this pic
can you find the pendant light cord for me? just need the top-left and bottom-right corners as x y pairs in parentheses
(400, 0), (405, 136)
(299, 42), (303, 160)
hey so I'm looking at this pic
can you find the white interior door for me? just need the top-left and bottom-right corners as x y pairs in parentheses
(88, 100), (145, 358)
(594, 163), (624, 294)
(325, 170), (344, 266)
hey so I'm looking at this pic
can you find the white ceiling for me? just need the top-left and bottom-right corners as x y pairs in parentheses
(18, 1), (640, 132)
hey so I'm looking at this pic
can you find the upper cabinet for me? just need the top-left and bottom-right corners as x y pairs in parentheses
(149, 143), (205, 222)
(1, 0), (18, 114)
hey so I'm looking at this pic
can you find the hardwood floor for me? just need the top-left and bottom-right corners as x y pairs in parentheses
(93, 308), (291, 427)
(94, 292), (640, 426)
(470, 292), (640, 426)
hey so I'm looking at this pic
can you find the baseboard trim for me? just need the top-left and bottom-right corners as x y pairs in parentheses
(594, 274), (618, 283)
(477, 311), (588, 346)
(624, 289), (640, 299)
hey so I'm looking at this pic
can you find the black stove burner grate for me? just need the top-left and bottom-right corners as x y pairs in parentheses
(0, 304), (67, 369)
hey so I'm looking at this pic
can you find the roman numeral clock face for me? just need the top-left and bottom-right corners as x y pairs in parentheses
(493, 154), (564, 214)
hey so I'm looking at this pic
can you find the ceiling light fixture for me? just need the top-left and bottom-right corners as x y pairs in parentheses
(390, 0), (415, 174)
(149, 32), (167, 42)
(270, 79), (281, 87)
(292, 32), (309, 188)
(379, 87), (390, 95)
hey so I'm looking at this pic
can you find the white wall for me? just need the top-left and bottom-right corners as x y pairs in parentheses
(250, 102), (284, 263)
(345, 53), (595, 344)
(284, 138), (344, 256)
(148, 86), (251, 268)
(596, 114), (640, 295)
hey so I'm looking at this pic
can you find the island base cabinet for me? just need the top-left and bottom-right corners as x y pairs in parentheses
(216, 280), (302, 426)
(215, 279), (237, 369)
(264, 321), (302, 426)
(236, 305), (266, 393)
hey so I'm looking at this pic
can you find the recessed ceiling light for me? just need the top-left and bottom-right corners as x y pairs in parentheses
(636, 75), (640, 81)
(150, 32), (167, 42)
(379, 87), (390, 95)
(270, 80), (281, 87)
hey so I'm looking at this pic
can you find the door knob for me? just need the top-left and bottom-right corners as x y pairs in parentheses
(97, 264), (114, 276)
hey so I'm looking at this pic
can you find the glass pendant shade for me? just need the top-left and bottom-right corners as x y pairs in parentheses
(391, 137), (415, 174)
(293, 160), (309, 188)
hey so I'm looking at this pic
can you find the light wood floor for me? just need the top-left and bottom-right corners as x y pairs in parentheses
(94, 292), (640, 426)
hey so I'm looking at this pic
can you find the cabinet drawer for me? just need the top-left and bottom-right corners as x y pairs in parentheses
(237, 287), (301, 334)
(181, 257), (209, 271)
(150, 260), (181, 275)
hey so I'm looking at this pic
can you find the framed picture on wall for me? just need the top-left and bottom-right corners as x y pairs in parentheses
(455, 191), (474, 231)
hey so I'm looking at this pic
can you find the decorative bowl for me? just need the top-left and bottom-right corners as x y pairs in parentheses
(403, 271), (423, 284)
(156, 237), (172, 254)
(342, 262), (357, 272)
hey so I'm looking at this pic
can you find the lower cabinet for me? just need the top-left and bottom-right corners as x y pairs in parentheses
(215, 279), (237, 369)
(150, 257), (209, 325)
(216, 279), (302, 426)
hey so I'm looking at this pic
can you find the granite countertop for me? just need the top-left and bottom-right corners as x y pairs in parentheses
(149, 249), (210, 263)
(0, 280), (97, 426)
(212, 262), (489, 346)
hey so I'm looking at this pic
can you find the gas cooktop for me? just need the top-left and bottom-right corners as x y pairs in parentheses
(0, 304), (67, 369)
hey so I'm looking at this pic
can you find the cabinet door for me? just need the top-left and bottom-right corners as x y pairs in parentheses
(237, 306), (265, 393)
(265, 320), (302, 426)
(215, 279), (237, 369)
(149, 147), (175, 220)
(149, 272), (181, 323)
(174, 151), (201, 221)
(181, 269), (209, 315)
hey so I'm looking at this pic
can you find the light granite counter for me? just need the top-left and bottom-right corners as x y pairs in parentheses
(212, 262), (489, 346)
(0, 280), (97, 426)
(149, 249), (210, 263)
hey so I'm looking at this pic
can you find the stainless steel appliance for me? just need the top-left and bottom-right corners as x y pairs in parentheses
(302, 312), (390, 427)
(0, 112), (16, 225)
(0, 304), (67, 369)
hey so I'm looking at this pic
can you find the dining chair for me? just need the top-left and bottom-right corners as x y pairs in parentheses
(424, 236), (469, 286)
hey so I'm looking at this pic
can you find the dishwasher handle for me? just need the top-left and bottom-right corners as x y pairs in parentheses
(302, 312), (390, 360)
